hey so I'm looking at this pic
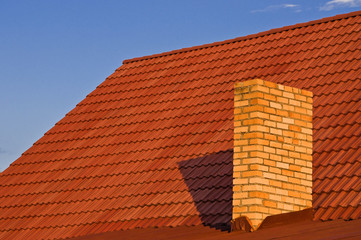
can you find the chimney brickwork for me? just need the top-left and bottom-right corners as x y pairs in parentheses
(233, 79), (313, 229)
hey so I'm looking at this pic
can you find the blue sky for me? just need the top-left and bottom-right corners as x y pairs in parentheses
(1, 0), (361, 171)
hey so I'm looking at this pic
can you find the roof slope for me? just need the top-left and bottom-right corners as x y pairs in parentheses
(1, 10), (361, 239)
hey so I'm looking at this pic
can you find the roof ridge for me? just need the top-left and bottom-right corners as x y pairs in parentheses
(123, 10), (361, 64)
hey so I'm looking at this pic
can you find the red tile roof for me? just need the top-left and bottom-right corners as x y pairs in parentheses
(1, 10), (361, 239)
(69, 209), (361, 240)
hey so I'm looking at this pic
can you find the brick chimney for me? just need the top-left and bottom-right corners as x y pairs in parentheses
(233, 79), (313, 229)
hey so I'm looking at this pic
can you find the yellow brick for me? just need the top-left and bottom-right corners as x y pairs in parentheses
(249, 177), (269, 185)
(277, 96), (289, 104)
(283, 91), (294, 99)
(301, 89), (313, 98)
(289, 151), (300, 159)
(264, 80), (278, 89)
(269, 208), (282, 215)
(276, 174), (288, 182)
(233, 178), (249, 185)
(242, 170), (263, 178)
(270, 102), (282, 109)
(264, 94), (277, 101)
(301, 114), (312, 122)
(269, 167), (282, 174)
(289, 164), (301, 172)
(269, 179), (282, 188)
(295, 146), (307, 153)
(289, 99), (301, 106)
(233, 185), (242, 192)
(276, 149), (288, 156)
(283, 130), (295, 138)
(270, 114), (282, 122)
(234, 165), (248, 172)
(301, 128), (312, 135)
(270, 128), (282, 135)
(250, 138), (269, 145)
(283, 104), (295, 111)
(283, 117), (294, 124)
(295, 94), (307, 102)
(269, 194), (281, 201)
(282, 157), (294, 164)
(300, 167), (312, 174)
(295, 106), (307, 114)
(242, 157), (264, 164)
(233, 199), (241, 206)
(275, 188), (288, 196)
(234, 152), (248, 159)
(243, 145), (263, 152)
(250, 98), (269, 106)
(235, 100), (250, 107)
(234, 113), (249, 120)
(233, 171), (241, 178)
(301, 102), (313, 110)
(243, 132), (264, 139)
(250, 151), (269, 159)
(243, 118), (264, 125)
(270, 88), (283, 96)
(233, 206), (248, 213)
(249, 191), (269, 199)
(276, 109), (289, 117)
(289, 112), (301, 120)
(234, 139), (248, 146)
(235, 126), (249, 133)
(249, 125), (269, 132)
(294, 172), (306, 179)
(263, 172), (276, 180)
(243, 105), (264, 113)
(301, 179), (312, 187)
(263, 200), (277, 208)
(264, 146), (276, 154)
(282, 169), (294, 177)
(264, 120), (276, 127)
(270, 154), (282, 161)
(283, 144), (295, 151)
(264, 159), (276, 167)
(294, 185), (306, 192)
(250, 111), (269, 119)
(270, 141), (282, 149)
(264, 106), (276, 114)
(234, 192), (249, 199)
(262, 185), (276, 194)
(288, 191), (301, 198)
(277, 122), (288, 130)
(264, 133), (277, 141)
(295, 119), (307, 127)
(234, 82), (244, 88)
(283, 203), (294, 211)
(288, 177), (301, 184)
(249, 206), (269, 214)
(243, 92), (264, 100)
(250, 164), (268, 172)
(242, 198), (263, 205)
(243, 79), (264, 87)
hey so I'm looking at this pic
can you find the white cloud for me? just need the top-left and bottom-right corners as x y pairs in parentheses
(320, 0), (361, 11)
(251, 4), (301, 13)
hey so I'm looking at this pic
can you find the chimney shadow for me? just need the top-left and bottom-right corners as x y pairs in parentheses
(177, 149), (233, 231)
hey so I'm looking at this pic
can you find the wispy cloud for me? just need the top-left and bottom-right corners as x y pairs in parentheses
(320, 0), (361, 11)
(251, 4), (301, 13)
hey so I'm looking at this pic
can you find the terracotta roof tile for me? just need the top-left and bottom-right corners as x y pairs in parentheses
(1, 10), (361, 239)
